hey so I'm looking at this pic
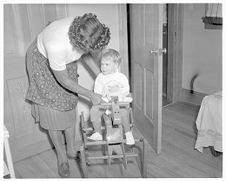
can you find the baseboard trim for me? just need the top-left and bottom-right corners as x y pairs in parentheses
(181, 88), (207, 106)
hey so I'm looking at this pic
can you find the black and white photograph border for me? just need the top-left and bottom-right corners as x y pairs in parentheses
(1, 0), (225, 180)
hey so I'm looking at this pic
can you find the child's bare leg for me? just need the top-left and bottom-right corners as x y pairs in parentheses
(120, 109), (135, 145)
(65, 126), (77, 158)
(90, 105), (102, 133)
(88, 106), (103, 140)
(120, 109), (130, 132)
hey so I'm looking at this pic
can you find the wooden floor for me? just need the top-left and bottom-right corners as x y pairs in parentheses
(13, 102), (222, 178)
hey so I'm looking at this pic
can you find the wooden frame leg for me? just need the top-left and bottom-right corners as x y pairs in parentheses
(79, 146), (88, 178)
(4, 138), (15, 178)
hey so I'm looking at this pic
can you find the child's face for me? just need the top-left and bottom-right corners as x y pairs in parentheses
(101, 58), (118, 75)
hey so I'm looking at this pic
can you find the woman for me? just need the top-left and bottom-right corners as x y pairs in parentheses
(25, 13), (110, 178)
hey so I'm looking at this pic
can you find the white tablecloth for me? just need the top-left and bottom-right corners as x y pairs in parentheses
(195, 91), (222, 152)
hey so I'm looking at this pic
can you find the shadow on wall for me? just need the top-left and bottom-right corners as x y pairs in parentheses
(190, 73), (199, 94)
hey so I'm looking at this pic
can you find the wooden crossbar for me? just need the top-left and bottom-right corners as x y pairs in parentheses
(87, 153), (138, 160)
(84, 138), (142, 146)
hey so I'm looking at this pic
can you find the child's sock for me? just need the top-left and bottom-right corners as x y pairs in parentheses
(125, 131), (135, 145)
(87, 132), (103, 141)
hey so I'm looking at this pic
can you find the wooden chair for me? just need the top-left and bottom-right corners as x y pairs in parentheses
(4, 125), (16, 178)
(79, 99), (146, 178)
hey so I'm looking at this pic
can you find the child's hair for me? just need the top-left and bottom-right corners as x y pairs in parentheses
(102, 49), (121, 65)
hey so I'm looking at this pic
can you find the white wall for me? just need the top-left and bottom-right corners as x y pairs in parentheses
(182, 4), (222, 94)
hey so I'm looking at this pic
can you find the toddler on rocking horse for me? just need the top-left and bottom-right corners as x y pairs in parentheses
(88, 49), (135, 145)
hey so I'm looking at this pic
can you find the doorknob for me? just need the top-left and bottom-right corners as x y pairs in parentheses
(149, 48), (167, 55)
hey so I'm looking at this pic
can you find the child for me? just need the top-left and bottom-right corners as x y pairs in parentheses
(88, 49), (135, 145)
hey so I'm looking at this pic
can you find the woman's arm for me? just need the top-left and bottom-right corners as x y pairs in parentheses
(52, 68), (102, 105)
(82, 52), (101, 77)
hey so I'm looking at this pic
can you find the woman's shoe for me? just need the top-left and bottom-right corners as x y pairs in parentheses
(58, 162), (70, 178)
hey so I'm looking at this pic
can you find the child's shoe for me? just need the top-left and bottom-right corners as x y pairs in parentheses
(88, 132), (103, 141)
(125, 131), (135, 145)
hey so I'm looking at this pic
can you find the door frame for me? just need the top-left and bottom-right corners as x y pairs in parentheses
(123, 4), (184, 104)
(117, 4), (129, 78)
(167, 4), (183, 103)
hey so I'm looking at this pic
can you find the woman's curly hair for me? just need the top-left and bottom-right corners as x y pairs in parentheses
(68, 13), (111, 52)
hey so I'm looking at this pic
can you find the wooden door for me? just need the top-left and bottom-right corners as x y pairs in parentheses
(129, 4), (163, 154)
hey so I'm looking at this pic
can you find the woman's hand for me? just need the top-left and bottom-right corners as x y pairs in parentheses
(91, 92), (105, 105)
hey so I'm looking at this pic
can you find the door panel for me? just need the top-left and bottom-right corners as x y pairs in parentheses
(130, 4), (163, 154)
(145, 69), (154, 121)
(27, 4), (45, 41)
(43, 4), (57, 25)
(4, 55), (53, 162)
(133, 64), (143, 108)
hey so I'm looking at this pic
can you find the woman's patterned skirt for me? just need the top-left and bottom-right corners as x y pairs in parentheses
(25, 39), (79, 130)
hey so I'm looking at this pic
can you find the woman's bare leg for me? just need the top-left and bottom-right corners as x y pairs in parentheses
(48, 130), (70, 177)
(48, 130), (67, 164)
(65, 126), (78, 158)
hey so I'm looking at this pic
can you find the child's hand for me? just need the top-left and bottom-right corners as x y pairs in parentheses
(101, 97), (109, 103)
(102, 90), (111, 102)
(91, 93), (103, 105)
(106, 92), (112, 101)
